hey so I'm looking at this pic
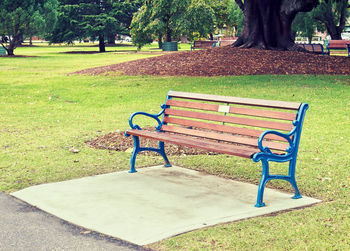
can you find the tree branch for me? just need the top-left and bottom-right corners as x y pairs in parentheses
(235, 0), (244, 11)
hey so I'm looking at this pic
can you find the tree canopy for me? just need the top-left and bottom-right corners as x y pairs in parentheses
(312, 0), (350, 40)
(0, 0), (58, 55)
(130, 0), (215, 49)
(51, 0), (139, 52)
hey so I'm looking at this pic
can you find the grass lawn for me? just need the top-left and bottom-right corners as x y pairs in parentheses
(1, 44), (349, 250)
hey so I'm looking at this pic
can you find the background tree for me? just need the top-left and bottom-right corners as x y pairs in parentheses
(130, 0), (215, 49)
(233, 0), (319, 51)
(292, 12), (318, 43)
(107, 0), (143, 44)
(0, 0), (56, 55)
(130, 3), (155, 49)
(51, 0), (135, 52)
(187, 0), (215, 40)
(312, 0), (350, 40)
(27, 0), (59, 45)
(228, 1), (244, 37)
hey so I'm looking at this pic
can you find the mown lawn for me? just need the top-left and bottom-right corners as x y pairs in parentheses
(1, 45), (349, 250)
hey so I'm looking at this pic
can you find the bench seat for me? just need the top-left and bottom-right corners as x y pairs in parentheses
(126, 129), (257, 158)
(125, 91), (309, 207)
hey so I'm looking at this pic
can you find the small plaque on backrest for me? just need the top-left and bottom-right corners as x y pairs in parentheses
(218, 105), (230, 113)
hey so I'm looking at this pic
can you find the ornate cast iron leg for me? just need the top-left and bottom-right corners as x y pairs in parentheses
(129, 136), (140, 173)
(289, 158), (302, 199)
(255, 159), (270, 207)
(159, 141), (172, 167)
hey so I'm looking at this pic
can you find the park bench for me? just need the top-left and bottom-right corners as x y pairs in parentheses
(297, 43), (325, 55)
(125, 91), (309, 207)
(218, 40), (235, 47)
(191, 40), (217, 51)
(327, 40), (350, 56)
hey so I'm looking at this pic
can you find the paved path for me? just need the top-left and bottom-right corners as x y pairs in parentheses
(0, 193), (149, 251)
(11, 166), (321, 245)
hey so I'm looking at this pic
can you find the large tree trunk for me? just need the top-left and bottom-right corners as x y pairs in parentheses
(158, 34), (163, 49)
(5, 33), (22, 56)
(233, 0), (318, 51)
(166, 23), (172, 42)
(99, 35), (106, 53)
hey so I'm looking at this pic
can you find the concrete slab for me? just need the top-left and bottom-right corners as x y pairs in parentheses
(12, 166), (321, 245)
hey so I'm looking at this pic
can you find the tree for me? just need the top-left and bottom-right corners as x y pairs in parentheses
(312, 0), (350, 40)
(51, 0), (135, 52)
(292, 12), (318, 43)
(233, 0), (319, 51)
(27, 0), (59, 45)
(107, 0), (143, 44)
(0, 0), (56, 55)
(130, 0), (215, 49)
(228, 1), (244, 37)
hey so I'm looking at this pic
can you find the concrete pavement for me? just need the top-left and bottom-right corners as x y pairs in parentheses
(11, 166), (321, 246)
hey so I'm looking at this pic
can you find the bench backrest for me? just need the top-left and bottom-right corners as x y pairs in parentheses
(160, 91), (307, 153)
(194, 40), (216, 47)
(328, 40), (350, 49)
(219, 40), (235, 47)
(297, 44), (324, 54)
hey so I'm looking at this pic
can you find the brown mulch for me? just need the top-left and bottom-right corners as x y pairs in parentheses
(73, 46), (350, 76)
(86, 127), (217, 156)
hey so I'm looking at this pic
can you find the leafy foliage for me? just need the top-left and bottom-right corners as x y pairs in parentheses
(293, 12), (318, 43)
(0, 0), (58, 55)
(312, 0), (349, 39)
(130, 0), (215, 49)
(51, 0), (139, 52)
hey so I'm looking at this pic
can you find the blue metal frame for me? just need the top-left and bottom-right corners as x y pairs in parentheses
(125, 94), (172, 173)
(252, 103), (309, 207)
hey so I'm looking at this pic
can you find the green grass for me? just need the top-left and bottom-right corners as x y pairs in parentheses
(1, 45), (349, 250)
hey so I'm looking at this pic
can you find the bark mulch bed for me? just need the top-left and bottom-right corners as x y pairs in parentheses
(73, 46), (350, 76)
(86, 127), (217, 156)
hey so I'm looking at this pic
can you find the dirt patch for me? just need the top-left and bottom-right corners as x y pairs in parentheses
(86, 127), (217, 156)
(72, 46), (350, 76)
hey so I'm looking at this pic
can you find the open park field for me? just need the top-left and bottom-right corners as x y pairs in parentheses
(1, 44), (349, 250)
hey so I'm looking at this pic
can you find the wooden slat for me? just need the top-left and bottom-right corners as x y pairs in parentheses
(161, 125), (288, 151)
(168, 91), (301, 110)
(165, 109), (293, 131)
(163, 117), (289, 142)
(126, 129), (257, 158)
(166, 99), (297, 121)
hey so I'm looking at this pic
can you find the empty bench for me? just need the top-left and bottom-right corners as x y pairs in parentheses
(327, 40), (350, 56)
(297, 43), (325, 55)
(191, 40), (217, 51)
(125, 91), (309, 207)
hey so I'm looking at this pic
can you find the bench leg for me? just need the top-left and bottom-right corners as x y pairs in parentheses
(129, 136), (140, 173)
(289, 158), (302, 199)
(255, 159), (269, 207)
(129, 137), (172, 173)
(255, 158), (302, 207)
(159, 141), (172, 167)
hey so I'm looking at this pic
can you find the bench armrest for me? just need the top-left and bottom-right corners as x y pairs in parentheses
(125, 104), (166, 135)
(252, 130), (295, 162)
